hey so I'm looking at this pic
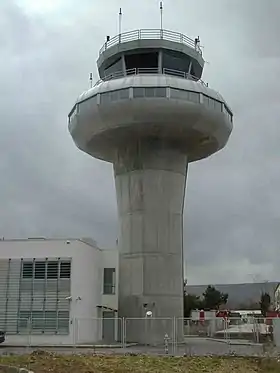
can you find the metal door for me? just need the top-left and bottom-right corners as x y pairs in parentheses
(102, 311), (115, 342)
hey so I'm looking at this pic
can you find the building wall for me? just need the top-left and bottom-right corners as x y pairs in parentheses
(0, 239), (118, 346)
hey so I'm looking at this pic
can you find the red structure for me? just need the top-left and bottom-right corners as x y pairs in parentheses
(266, 310), (280, 325)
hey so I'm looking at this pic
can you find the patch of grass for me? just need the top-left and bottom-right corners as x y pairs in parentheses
(0, 352), (279, 373)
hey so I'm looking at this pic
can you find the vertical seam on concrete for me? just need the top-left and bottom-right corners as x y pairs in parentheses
(181, 161), (188, 295)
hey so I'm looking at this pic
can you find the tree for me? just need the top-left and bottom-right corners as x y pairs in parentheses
(259, 292), (271, 317)
(184, 293), (203, 318)
(183, 279), (204, 317)
(202, 285), (228, 310)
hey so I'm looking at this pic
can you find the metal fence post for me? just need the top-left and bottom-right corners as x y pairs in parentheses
(173, 316), (176, 356)
(72, 317), (76, 349)
(27, 317), (31, 350)
(122, 317), (125, 349)
(164, 333), (169, 354)
(74, 317), (78, 349)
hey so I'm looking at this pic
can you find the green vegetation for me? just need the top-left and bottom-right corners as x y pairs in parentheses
(0, 352), (279, 373)
(260, 292), (272, 316)
(184, 284), (228, 317)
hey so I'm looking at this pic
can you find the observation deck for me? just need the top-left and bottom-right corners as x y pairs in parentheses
(93, 67), (208, 88)
(68, 28), (233, 163)
(99, 28), (203, 55)
(97, 29), (204, 81)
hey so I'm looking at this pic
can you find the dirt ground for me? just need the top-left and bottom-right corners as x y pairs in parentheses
(0, 351), (279, 373)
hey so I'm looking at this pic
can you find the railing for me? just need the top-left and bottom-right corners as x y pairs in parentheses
(93, 67), (208, 87)
(99, 28), (202, 55)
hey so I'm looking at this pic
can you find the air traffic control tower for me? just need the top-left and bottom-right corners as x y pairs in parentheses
(68, 29), (233, 344)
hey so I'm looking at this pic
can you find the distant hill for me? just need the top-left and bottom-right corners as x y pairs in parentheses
(185, 282), (279, 309)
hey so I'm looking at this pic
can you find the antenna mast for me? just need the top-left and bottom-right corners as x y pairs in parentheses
(160, 2), (163, 30)
(118, 8), (122, 38)
(89, 73), (93, 89)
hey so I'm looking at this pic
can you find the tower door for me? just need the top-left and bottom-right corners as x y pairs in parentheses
(102, 311), (115, 342)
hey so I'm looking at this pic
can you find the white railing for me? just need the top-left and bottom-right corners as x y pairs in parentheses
(94, 67), (208, 87)
(99, 28), (202, 55)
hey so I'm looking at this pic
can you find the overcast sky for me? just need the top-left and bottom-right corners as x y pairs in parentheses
(1, 0), (279, 285)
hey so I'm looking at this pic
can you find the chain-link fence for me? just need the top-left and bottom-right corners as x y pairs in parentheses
(1, 316), (280, 357)
(124, 317), (175, 353)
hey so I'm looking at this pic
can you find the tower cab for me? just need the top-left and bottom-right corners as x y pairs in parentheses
(97, 29), (204, 82)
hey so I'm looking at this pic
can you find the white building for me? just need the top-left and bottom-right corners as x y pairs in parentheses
(0, 238), (118, 346)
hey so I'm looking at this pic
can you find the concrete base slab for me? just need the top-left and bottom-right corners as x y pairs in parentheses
(1, 343), (137, 349)
(206, 338), (262, 346)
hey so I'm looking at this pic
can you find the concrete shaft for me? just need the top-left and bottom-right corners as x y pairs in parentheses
(114, 139), (187, 344)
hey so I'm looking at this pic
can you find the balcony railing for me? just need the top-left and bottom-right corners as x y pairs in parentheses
(94, 67), (208, 87)
(99, 28), (202, 55)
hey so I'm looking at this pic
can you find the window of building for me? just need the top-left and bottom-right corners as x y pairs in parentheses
(162, 50), (191, 74)
(170, 88), (186, 100)
(80, 95), (97, 110)
(0, 258), (71, 335)
(47, 261), (59, 279)
(100, 89), (129, 104)
(18, 310), (69, 333)
(203, 95), (223, 112)
(125, 52), (158, 70)
(133, 87), (166, 98)
(60, 261), (71, 279)
(35, 261), (45, 279)
(22, 262), (33, 278)
(214, 100), (223, 112)
(170, 88), (200, 103)
(224, 105), (232, 122)
(188, 91), (200, 103)
(133, 87), (144, 98)
(103, 268), (116, 295)
(18, 311), (30, 329)
(104, 57), (123, 77)
(32, 311), (44, 330)
(45, 311), (57, 330)
(58, 311), (70, 332)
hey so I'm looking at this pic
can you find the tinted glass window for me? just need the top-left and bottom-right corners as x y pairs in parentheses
(104, 57), (122, 77)
(103, 268), (116, 294)
(170, 89), (200, 103)
(100, 89), (130, 104)
(133, 87), (145, 98)
(204, 95), (222, 112)
(125, 52), (158, 70)
(162, 50), (191, 74)
(133, 87), (166, 98)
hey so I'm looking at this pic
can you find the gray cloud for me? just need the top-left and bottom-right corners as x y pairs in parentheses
(1, 0), (280, 284)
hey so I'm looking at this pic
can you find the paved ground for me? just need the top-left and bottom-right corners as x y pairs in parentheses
(0, 338), (268, 357)
(215, 323), (268, 337)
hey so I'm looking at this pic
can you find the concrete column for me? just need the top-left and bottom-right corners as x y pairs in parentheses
(114, 138), (187, 345)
